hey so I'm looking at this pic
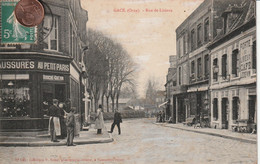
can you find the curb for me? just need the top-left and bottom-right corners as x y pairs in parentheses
(154, 123), (257, 144)
(0, 133), (114, 147)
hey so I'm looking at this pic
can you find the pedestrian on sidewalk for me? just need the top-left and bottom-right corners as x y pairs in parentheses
(95, 104), (105, 134)
(109, 109), (122, 135)
(58, 102), (67, 139)
(48, 99), (61, 142)
(66, 107), (75, 146)
(162, 110), (165, 122)
(158, 111), (162, 122)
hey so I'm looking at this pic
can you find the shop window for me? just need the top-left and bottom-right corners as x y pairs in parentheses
(232, 97), (239, 120)
(204, 18), (209, 43)
(0, 75), (31, 117)
(221, 54), (227, 79)
(191, 29), (195, 51)
(213, 98), (218, 120)
(197, 58), (202, 79)
(197, 24), (202, 47)
(231, 49), (239, 77)
(204, 55), (209, 79)
(43, 15), (59, 51)
(70, 79), (79, 113)
(213, 58), (218, 81)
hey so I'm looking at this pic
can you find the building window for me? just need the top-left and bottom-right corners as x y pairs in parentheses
(191, 29), (195, 51)
(232, 49), (239, 77)
(213, 58), (218, 81)
(197, 58), (202, 79)
(204, 18), (209, 43)
(204, 55), (209, 79)
(221, 54), (227, 79)
(179, 36), (184, 57)
(252, 41), (256, 70)
(178, 67), (181, 85)
(43, 15), (59, 51)
(232, 97), (239, 120)
(191, 61), (195, 76)
(184, 33), (188, 55)
(213, 98), (218, 120)
(197, 24), (202, 47)
(70, 24), (73, 56)
(0, 74), (31, 118)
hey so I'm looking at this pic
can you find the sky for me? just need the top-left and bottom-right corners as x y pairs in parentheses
(81, 0), (203, 98)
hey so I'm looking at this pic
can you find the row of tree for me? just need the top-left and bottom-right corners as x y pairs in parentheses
(84, 29), (136, 112)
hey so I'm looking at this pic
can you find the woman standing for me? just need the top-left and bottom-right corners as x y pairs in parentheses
(95, 104), (105, 134)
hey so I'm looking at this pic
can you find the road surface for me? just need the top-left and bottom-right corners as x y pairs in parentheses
(0, 118), (257, 164)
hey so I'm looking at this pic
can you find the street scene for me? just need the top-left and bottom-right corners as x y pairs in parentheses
(0, 0), (258, 163)
(0, 119), (257, 164)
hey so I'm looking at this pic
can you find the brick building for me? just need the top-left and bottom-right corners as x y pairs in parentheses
(0, 0), (88, 131)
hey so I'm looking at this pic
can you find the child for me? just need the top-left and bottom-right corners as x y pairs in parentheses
(66, 107), (75, 146)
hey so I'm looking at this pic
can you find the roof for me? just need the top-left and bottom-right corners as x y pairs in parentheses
(208, 0), (255, 49)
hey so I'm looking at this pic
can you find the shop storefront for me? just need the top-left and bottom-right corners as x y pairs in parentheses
(0, 57), (71, 131)
(211, 85), (256, 132)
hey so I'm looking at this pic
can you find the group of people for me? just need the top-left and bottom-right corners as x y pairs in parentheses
(47, 99), (76, 146)
(157, 110), (165, 123)
(47, 101), (123, 146)
(94, 105), (122, 135)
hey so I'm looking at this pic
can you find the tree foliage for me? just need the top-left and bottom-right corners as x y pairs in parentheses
(85, 29), (136, 112)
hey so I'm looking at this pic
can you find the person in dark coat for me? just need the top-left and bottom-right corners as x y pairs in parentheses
(48, 99), (61, 142)
(66, 107), (75, 146)
(109, 109), (122, 135)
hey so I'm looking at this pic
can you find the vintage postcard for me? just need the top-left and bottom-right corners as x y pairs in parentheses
(0, 0), (257, 163)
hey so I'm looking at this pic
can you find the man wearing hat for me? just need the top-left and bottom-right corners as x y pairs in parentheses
(48, 99), (61, 142)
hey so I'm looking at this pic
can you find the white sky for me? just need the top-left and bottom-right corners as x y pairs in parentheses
(81, 0), (203, 98)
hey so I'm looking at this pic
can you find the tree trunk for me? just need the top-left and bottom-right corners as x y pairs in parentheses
(111, 96), (115, 112)
(106, 96), (109, 112)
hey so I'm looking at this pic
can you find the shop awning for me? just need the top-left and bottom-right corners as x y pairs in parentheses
(159, 101), (168, 107)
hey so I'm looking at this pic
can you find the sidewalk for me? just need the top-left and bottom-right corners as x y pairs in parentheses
(154, 122), (257, 144)
(0, 125), (113, 147)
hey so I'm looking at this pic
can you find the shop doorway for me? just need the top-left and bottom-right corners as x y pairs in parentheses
(221, 98), (228, 129)
(55, 84), (66, 102)
(249, 95), (256, 123)
(196, 93), (202, 120)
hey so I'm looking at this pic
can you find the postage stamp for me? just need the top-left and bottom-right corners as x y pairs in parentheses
(1, 1), (36, 44)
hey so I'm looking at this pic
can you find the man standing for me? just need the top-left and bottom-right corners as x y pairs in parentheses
(109, 109), (122, 135)
(48, 99), (61, 142)
(66, 107), (75, 146)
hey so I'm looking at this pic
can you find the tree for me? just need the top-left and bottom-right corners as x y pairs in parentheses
(85, 28), (136, 112)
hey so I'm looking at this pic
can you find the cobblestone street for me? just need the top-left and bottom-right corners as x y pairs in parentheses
(0, 118), (257, 164)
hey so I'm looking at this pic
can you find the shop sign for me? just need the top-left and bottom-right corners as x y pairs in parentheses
(37, 62), (70, 72)
(240, 37), (252, 78)
(43, 75), (64, 81)
(0, 60), (35, 70)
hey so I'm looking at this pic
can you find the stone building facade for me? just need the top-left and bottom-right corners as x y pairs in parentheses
(208, 0), (256, 132)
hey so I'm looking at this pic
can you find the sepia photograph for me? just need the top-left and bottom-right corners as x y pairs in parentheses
(0, 0), (257, 163)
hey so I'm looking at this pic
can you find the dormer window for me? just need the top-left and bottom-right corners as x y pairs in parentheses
(222, 5), (242, 34)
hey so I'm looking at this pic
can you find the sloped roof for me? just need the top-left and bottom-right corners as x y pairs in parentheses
(208, 0), (255, 48)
